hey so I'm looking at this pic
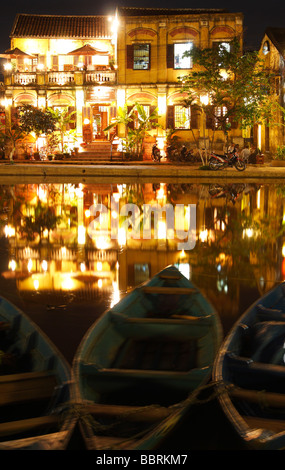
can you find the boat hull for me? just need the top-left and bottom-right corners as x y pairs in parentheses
(73, 265), (222, 450)
(213, 282), (285, 450)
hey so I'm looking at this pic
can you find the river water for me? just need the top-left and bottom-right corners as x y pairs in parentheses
(0, 179), (284, 450)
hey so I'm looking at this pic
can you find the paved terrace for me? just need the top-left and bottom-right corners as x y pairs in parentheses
(0, 160), (285, 183)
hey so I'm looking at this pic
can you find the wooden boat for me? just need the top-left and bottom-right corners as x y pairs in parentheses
(73, 265), (222, 450)
(213, 282), (285, 450)
(0, 295), (75, 449)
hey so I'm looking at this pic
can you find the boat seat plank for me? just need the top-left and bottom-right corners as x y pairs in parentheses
(158, 273), (182, 280)
(0, 415), (59, 438)
(225, 353), (285, 392)
(229, 386), (285, 408)
(82, 403), (170, 423)
(110, 311), (213, 326)
(242, 415), (285, 434)
(142, 286), (196, 295)
(0, 371), (57, 406)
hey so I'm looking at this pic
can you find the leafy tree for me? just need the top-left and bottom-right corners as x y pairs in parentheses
(180, 37), (274, 150)
(47, 107), (76, 152)
(104, 103), (160, 157)
(18, 105), (57, 143)
(0, 118), (26, 161)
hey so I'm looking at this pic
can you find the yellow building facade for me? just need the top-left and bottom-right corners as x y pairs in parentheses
(1, 8), (244, 158)
(116, 7), (244, 155)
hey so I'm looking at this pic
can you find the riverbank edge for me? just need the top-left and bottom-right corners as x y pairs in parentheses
(0, 161), (284, 181)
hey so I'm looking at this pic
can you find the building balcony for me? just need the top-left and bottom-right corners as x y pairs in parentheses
(4, 69), (117, 87)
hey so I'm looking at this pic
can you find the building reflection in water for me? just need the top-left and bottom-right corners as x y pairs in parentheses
(1, 181), (285, 337)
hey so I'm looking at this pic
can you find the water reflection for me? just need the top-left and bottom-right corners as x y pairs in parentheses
(0, 181), (285, 362)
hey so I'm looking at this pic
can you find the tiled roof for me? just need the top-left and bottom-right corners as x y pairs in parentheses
(265, 27), (285, 56)
(11, 14), (112, 39)
(118, 7), (230, 16)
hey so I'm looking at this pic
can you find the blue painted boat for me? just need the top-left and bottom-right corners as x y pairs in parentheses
(0, 296), (75, 450)
(73, 265), (222, 450)
(213, 282), (285, 450)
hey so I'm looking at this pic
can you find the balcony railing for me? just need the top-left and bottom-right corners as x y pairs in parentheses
(6, 70), (117, 87)
(14, 73), (36, 85)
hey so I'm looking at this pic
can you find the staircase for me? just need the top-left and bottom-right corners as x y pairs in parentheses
(76, 141), (122, 162)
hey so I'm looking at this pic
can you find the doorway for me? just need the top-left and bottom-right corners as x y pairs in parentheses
(92, 105), (108, 140)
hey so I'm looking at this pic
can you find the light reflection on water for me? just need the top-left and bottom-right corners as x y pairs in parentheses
(0, 180), (284, 364)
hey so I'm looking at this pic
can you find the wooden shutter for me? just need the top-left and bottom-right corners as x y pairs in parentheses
(127, 45), (134, 69)
(127, 105), (134, 129)
(229, 115), (238, 129)
(190, 105), (199, 129)
(166, 105), (175, 129)
(167, 44), (174, 68)
(206, 106), (215, 130)
(68, 106), (76, 130)
(150, 105), (158, 128)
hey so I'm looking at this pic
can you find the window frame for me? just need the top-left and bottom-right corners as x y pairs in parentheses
(173, 42), (193, 70)
(132, 43), (151, 70)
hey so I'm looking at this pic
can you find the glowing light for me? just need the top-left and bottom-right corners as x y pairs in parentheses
(118, 227), (126, 246)
(4, 225), (15, 237)
(97, 261), (103, 271)
(34, 279), (39, 290)
(80, 262), (86, 272)
(200, 94), (209, 106)
(9, 260), (16, 271)
(78, 225), (86, 245)
(158, 220), (166, 239)
(157, 95), (167, 115)
(95, 236), (109, 250)
(85, 209), (91, 218)
(98, 279), (103, 288)
(28, 259), (33, 272)
(41, 260), (48, 272)
(3, 62), (12, 71)
(200, 229), (208, 242)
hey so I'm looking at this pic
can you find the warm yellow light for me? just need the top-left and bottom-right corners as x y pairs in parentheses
(98, 279), (103, 288)
(28, 259), (33, 272)
(157, 95), (167, 115)
(4, 62), (12, 71)
(34, 279), (39, 290)
(220, 69), (229, 80)
(42, 260), (48, 272)
(97, 261), (103, 271)
(78, 225), (86, 245)
(80, 262), (86, 272)
(9, 260), (16, 271)
(117, 89), (126, 109)
(85, 209), (91, 218)
(200, 94), (209, 106)
(4, 225), (15, 237)
(118, 227), (126, 246)
(84, 118), (90, 125)
(200, 229), (208, 242)
(158, 220), (166, 239)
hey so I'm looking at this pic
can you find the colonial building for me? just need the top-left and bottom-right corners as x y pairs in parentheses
(1, 7), (244, 159)
(116, 7), (244, 155)
(258, 27), (285, 156)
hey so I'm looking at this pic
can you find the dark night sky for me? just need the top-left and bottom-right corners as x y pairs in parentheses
(0, 1), (284, 51)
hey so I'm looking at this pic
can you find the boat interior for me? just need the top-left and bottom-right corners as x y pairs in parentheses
(79, 282), (217, 407)
(223, 289), (285, 428)
(0, 300), (69, 445)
